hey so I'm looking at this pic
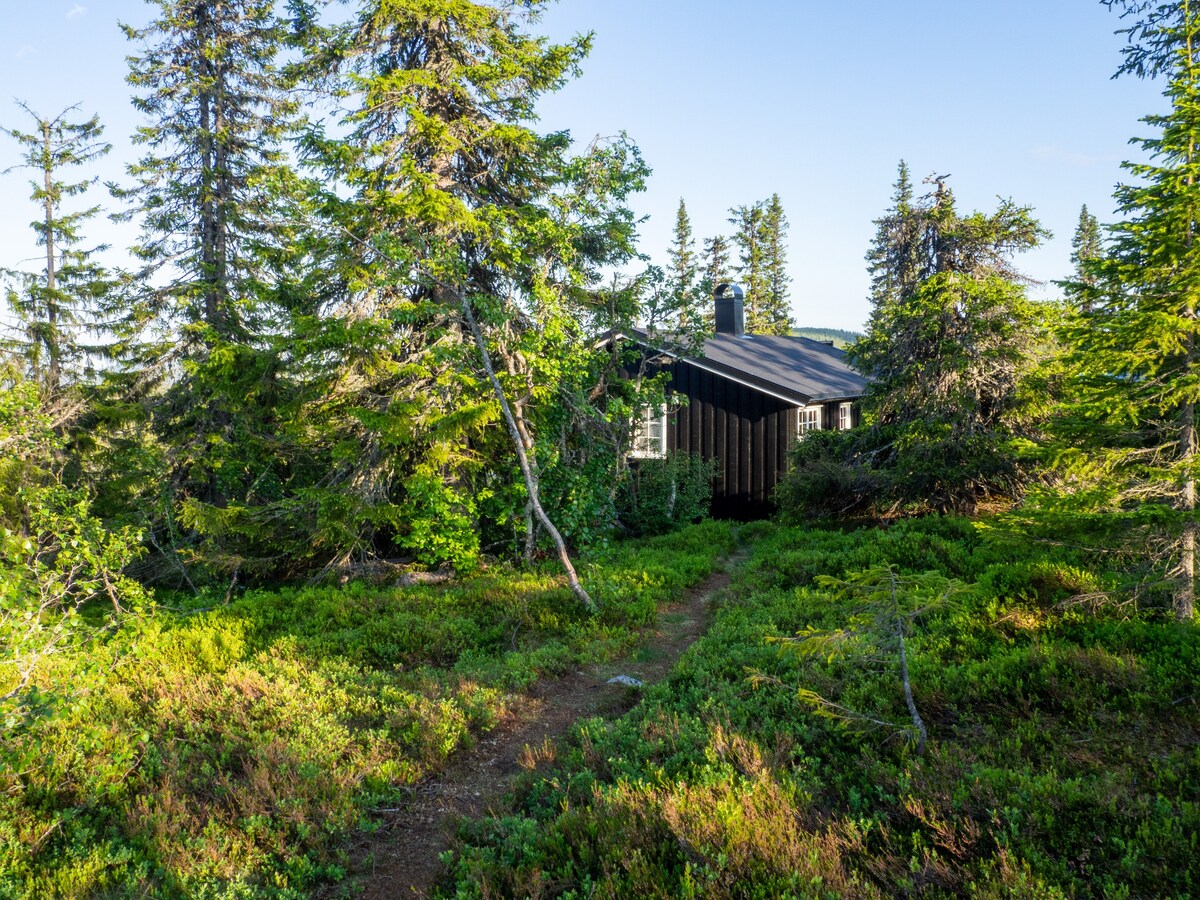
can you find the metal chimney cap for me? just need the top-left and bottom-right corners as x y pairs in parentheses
(714, 283), (744, 301)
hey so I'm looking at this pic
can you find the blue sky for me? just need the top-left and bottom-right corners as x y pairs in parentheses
(0, 0), (1168, 331)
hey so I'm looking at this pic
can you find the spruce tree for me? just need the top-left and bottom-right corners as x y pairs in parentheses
(1059, 0), (1200, 621)
(729, 201), (769, 332)
(1070, 204), (1102, 287)
(696, 234), (731, 332)
(112, 0), (301, 579)
(700, 234), (731, 293)
(119, 0), (298, 345)
(866, 160), (923, 309)
(850, 174), (1049, 513)
(293, 0), (647, 600)
(2, 104), (111, 392)
(761, 193), (793, 334)
(667, 198), (703, 331)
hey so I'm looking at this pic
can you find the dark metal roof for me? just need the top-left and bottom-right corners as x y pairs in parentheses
(626, 329), (867, 405)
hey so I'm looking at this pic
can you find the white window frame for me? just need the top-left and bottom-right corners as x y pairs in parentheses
(630, 405), (668, 458)
(837, 402), (853, 430)
(797, 404), (823, 438)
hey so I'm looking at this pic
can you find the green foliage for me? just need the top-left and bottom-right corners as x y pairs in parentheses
(781, 171), (1053, 518)
(699, 233), (732, 316)
(1069, 204), (1102, 288)
(442, 518), (1200, 899)
(1048, 0), (1200, 620)
(1, 482), (148, 702)
(403, 467), (482, 572)
(615, 452), (716, 537)
(773, 427), (880, 521)
(728, 196), (792, 335)
(792, 326), (861, 348)
(772, 566), (966, 754)
(666, 199), (707, 333)
(277, 0), (650, 584)
(102, 0), (307, 583)
(1, 103), (111, 390)
(0, 378), (147, 775)
(762, 193), (792, 333)
(0, 521), (735, 897)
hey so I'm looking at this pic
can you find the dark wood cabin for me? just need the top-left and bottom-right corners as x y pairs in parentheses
(622, 285), (867, 520)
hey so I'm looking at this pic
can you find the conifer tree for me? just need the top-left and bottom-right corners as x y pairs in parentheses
(729, 201), (769, 332)
(866, 160), (923, 309)
(1070, 204), (1102, 287)
(119, 0), (298, 346)
(700, 234), (731, 298)
(761, 193), (793, 334)
(694, 234), (731, 332)
(850, 175), (1049, 513)
(667, 198), (703, 331)
(1059, 0), (1200, 621)
(2, 104), (110, 392)
(293, 0), (647, 601)
(112, 0), (302, 579)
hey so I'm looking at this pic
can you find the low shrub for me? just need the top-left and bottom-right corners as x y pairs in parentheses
(0, 521), (736, 898)
(441, 518), (1200, 898)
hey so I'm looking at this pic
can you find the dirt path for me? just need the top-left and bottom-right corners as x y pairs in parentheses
(339, 547), (744, 898)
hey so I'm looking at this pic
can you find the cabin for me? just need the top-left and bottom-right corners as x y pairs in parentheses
(621, 284), (867, 520)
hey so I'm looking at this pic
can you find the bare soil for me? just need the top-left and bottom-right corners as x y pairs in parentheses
(335, 550), (742, 899)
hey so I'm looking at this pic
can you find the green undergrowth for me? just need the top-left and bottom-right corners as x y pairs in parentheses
(0, 520), (737, 899)
(442, 517), (1200, 899)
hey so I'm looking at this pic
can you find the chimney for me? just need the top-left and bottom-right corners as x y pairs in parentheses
(714, 283), (745, 336)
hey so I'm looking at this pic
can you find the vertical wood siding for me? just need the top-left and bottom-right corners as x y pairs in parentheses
(668, 359), (798, 520)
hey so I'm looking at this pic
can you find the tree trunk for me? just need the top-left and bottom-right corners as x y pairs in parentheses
(1181, 20), (1197, 623)
(197, 3), (220, 334)
(891, 571), (927, 754)
(41, 119), (59, 392)
(1181, 398), (1197, 622)
(523, 499), (536, 566)
(459, 294), (596, 613)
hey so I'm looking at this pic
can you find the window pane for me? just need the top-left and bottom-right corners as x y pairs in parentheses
(631, 405), (666, 458)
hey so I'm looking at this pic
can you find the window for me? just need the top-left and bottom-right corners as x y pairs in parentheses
(837, 402), (853, 430)
(797, 404), (822, 438)
(630, 406), (667, 458)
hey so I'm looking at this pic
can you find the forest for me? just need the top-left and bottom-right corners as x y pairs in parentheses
(1, 0), (1199, 897)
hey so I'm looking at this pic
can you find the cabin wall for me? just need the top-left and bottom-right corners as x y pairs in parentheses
(666, 359), (795, 520)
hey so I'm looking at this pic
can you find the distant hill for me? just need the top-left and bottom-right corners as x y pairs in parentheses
(792, 327), (862, 349)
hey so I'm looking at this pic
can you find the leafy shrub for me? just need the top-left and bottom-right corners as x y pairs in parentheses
(0, 380), (149, 740)
(615, 452), (716, 536)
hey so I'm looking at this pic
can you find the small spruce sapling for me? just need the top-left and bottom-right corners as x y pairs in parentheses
(762, 566), (965, 755)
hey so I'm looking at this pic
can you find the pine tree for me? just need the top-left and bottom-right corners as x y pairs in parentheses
(1059, 0), (1200, 621)
(761, 193), (792, 334)
(729, 201), (769, 332)
(2, 104), (110, 392)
